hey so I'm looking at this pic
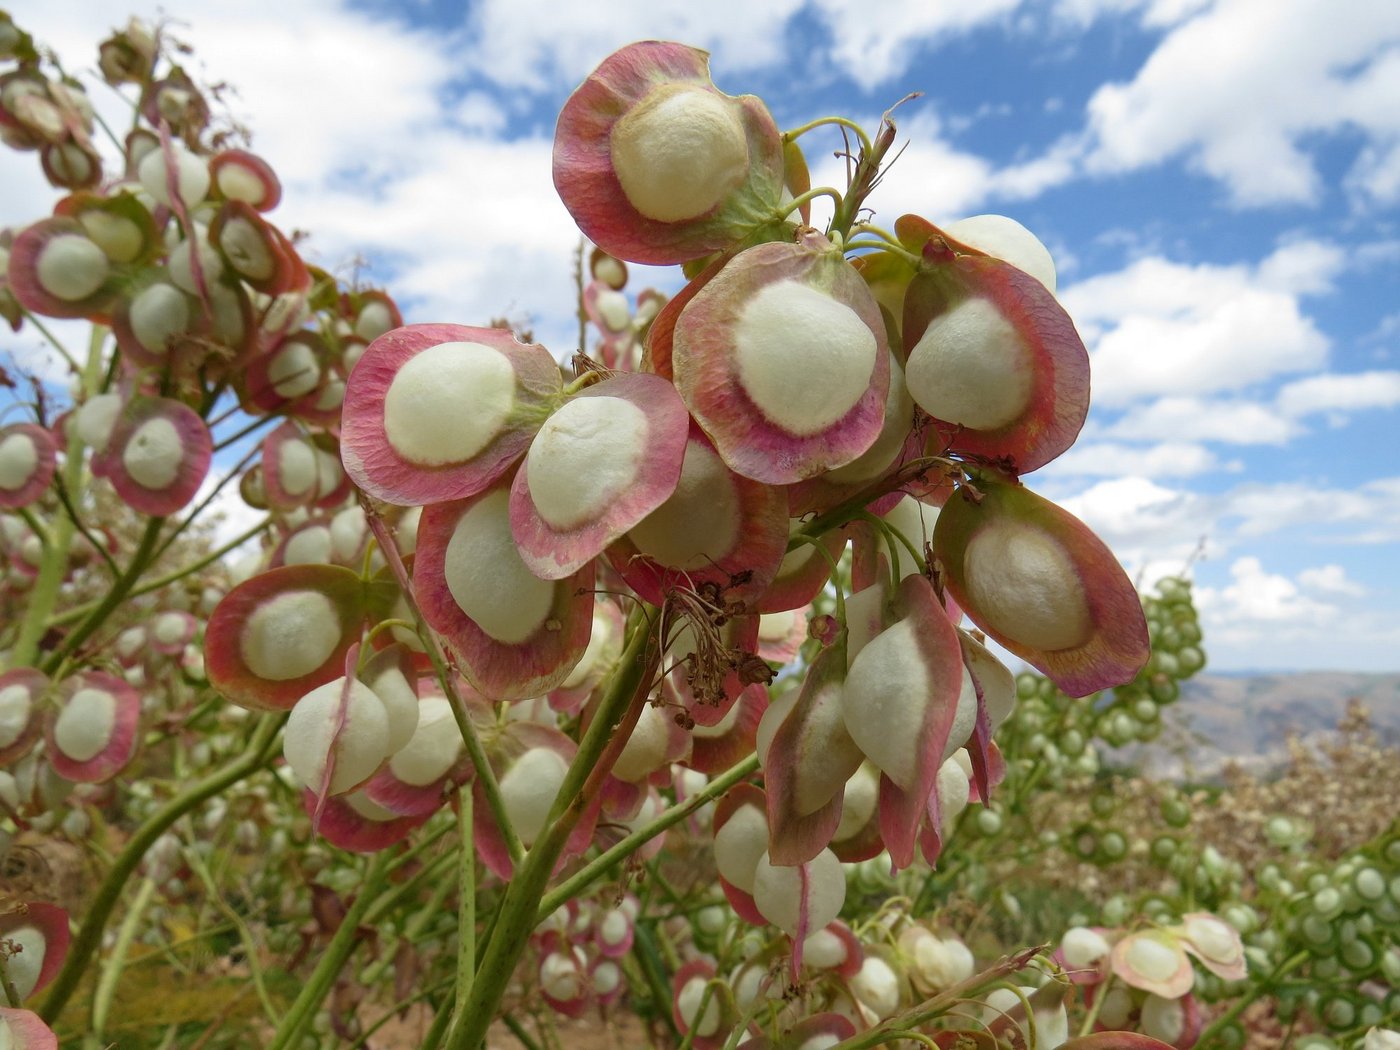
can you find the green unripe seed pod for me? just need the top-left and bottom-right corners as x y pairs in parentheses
(975, 809), (1002, 836)
(1098, 830), (1128, 862)
(1312, 886), (1343, 919)
(1160, 797), (1191, 828)
(1354, 867), (1385, 901)
(1071, 825), (1098, 860)
(1321, 995), (1355, 1031)
(1132, 698), (1159, 723)
(1340, 937), (1375, 972)
(1091, 794), (1115, 819)
(1016, 673), (1039, 700)
(1151, 836), (1179, 864)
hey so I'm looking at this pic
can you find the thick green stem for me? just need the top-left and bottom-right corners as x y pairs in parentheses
(41, 515), (166, 675)
(443, 605), (658, 1050)
(537, 752), (759, 920)
(264, 851), (393, 1050)
(6, 326), (108, 669)
(38, 714), (285, 1024)
(455, 786), (475, 1014)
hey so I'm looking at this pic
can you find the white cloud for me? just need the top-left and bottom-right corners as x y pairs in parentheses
(1061, 247), (1334, 407)
(1080, 0), (1400, 206)
(1036, 440), (1227, 478)
(1275, 371), (1400, 418)
(1298, 564), (1366, 597)
(1199, 556), (1340, 625)
(1103, 396), (1298, 445)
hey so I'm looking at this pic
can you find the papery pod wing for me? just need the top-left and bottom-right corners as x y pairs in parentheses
(934, 470), (1148, 696)
(553, 41), (790, 265)
(897, 214), (1087, 474)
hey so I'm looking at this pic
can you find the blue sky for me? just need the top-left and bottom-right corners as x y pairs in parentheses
(4, 0), (1399, 671)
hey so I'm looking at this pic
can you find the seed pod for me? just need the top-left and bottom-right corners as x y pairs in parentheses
(414, 479), (596, 700)
(92, 396), (211, 517)
(342, 323), (562, 507)
(46, 671), (140, 783)
(0, 668), (46, 765)
(210, 149), (282, 211)
(511, 371), (689, 580)
(1110, 929), (1195, 999)
(554, 41), (788, 265)
(0, 424), (55, 509)
(0, 901), (69, 1002)
(671, 234), (890, 485)
(934, 471), (1149, 696)
(7, 218), (116, 320)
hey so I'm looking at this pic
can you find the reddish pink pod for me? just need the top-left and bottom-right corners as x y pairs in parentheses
(0, 668), (47, 766)
(415, 479), (596, 701)
(1109, 930), (1195, 1000)
(6, 217), (118, 320)
(45, 671), (140, 783)
(606, 425), (786, 607)
(260, 423), (348, 512)
(736, 1013), (857, 1050)
(671, 959), (728, 1050)
(92, 396), (211, 517)
(934, 470), (1149, 697)
(304, 788), (431, 853)
(754, 519), (845, 615)
(209, 200), (307, 296)
(672, 233), (890, 485)
(553, 41), (788, 265)
(511, 371), (689, 580)
(205, 563), (370, 711)
(897, 214), (1088, 475)
(684, 681), (764, 776)
(342, 323), (562, 507)
(210, 149), (283, 212)
(0, 902), (70, 1004)
(242, 331), (330, 416)
(0, 423), (56, 509)
(110, 280), (197, 368)
(0, 1008), (60, 1049)
(710, 784), (769, 927)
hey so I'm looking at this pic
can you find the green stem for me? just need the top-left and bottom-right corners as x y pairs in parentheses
(455, 786), (475, 1013)
(38, 713), (285, 1024)
(6, 326), (107, 670)
(443, 605), (658, 1050)
(41, 515), (165, 675)
(503, 1013), (544, 1050)
(1193, 951), (1308, 1045)
(47, 516), (271, 628)
(537, 752), (759, 920)
(782, 115), (875, 155)
(264, 851), (393, 1050)
(91, 875), (158, 1039)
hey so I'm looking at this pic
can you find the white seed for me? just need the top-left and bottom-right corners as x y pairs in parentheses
(363, 664), (419, 754)
(1141, 994), (1186, 1043)
(53, 687), (117, 762)
(268, 340), (321, 400)
(0, 432), (38, 490)
(389, 696), (462, 785)
(354, 300), (395, 341)
(3, 924), (46, 999)
(79, 210), (144, 262)
(963, 523), (1091, 651)
(138, 142), (210, 208)
(1124, 935), (1181, 982)
(906, 297), (1032, 431)
(843, 619), (932, 790)
(833, 764), (878, 841)
(383, 341), (514, 466)
(713, 803), (768, 893)
(595, 289), (631, 332)
(0, 683), (32, 748)
(825, 353), (914, 484)
(283, 677), (391, 795)
(129, 283), (189, 353)
(629, 439), (740, 569)
(612, 703), (673, 782)
(676, 975), (722, 1037)
(526, 396), (647, 530)
(122, 416), (183, 490)
(219, 215), (275, 280)
(611, 84), (748, 224)
(36, 233), (109, 301)
(499, 746), (569, 846)
(943, 214), (1056, 293)
(443, 488), (554, 644)
(733, 280), (877, 437)
(284, 526), (333, 565)
(752, 847), (845, 938)
(850, 957), (900, 1019)
(216, 162), (267, 206)
(166, 224), (225, 295)
(802, 928), (847, 970)
(241, 590), (341, 681)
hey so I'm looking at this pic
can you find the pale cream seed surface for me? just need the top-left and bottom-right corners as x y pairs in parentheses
(444, 488), (554, 644)
(0, 684), (31, 747)
(384, 342), (514, 466)
(37, 234), (109, 301)
(54, 687), (117, 762)
(241, 590), (341, 681)
(963, 524), (1091, 651)
(906, 297), (1032, 431)
(611, 84), (748, 223)
(122, 417), (183, 490)
(527, 396), (648, 530)
(734, 280), (877, 437)
(0, 432), (37, 490)
(629, 440), (740, 569)
(129, 283), (189, 353)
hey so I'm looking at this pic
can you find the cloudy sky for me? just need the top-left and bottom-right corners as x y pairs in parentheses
(5, 0), (1399, 672)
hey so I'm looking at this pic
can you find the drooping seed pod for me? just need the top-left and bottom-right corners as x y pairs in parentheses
(510, 371), (689, 580)
(0, 902), (69, 1002)
(671, 233), (890, 485)
(342, 323), (563, 507)
(1110, 929), (1195, 1000)
(0, 668), (46, 766)
(6, 218), (117, 320)
(364, 695), (464, 817)
(414, 479), (596, 700)
(209, 149), (282, 212)
(934, 470), (1149, 697)
(0, 1006), (60, 1049)
(553, 41), (788, 265)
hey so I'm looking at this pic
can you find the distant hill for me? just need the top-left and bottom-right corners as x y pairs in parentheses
(1105, 672), (1400, 781)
